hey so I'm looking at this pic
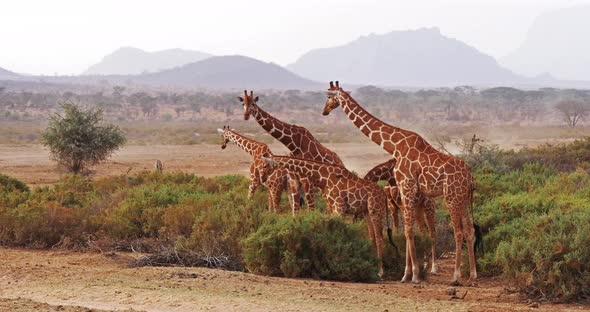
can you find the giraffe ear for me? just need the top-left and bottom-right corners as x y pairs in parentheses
(237, 97), (244, 102)
(254, 96), (259, 102)
(216, 128), (224, 134)
(261, 156), (273, 164)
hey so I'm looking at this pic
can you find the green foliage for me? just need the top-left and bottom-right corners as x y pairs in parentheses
(242, 212), (380, 282)
(0, 173), (29, 193)
(495, 208), (590, 301)
(41, 102), (126, 173)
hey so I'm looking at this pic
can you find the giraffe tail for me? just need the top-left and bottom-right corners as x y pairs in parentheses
(384, 196), (398, 255)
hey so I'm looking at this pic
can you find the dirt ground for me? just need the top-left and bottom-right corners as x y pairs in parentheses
(0, 143), (392, 186)
(0, 248), (587, 312)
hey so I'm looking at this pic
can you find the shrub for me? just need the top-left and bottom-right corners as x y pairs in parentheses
(243, 212), (383, 282)
(41, 102), (126, 173)
(495, 208), (590, 301)
(0, 174), (30, 193)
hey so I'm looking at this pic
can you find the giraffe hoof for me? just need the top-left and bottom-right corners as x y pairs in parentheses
(401, 274), (412, 283)
(449, 280), (461, 287)
(466, 279), (478, 287)
(411, 279), (421, 284)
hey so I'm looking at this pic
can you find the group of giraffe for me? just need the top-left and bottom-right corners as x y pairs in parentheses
(219, 82), (478, 286)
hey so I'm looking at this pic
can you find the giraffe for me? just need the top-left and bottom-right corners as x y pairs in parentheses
(261, 154), (393, 278)
(238, 90), (345, 213)
(218, 126), (291, 212)
(364, 159), (439, 274)
(323, 81), (477, 285)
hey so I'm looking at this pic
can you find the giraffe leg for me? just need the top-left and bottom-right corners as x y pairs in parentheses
(424, 197), (438, 275)
(448, 201), (464, 286)
(369, 210), (383, 278)
(461, 202), (477, 285)
(414, 201), (429, 272)
(267, 191), (274, 212)
(248, 163), (259, 200)
(300, 178), (316, 210)
(268, 183), (281, 213)
(399, 182), (420, 284)
(365, 214), (375, 247)
(288, 174), (301, 216)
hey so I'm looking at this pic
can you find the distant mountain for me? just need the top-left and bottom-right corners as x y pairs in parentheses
(0, 67), (21, 80)
(501, 6), (590, 81)
(138, 55), (319, 89)
(288, 28), (519, 87)
(83, 47), (212, 75)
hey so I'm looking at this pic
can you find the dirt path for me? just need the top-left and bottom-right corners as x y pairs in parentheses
(0, 143), (391, 186)
(0, 248), (586, 312)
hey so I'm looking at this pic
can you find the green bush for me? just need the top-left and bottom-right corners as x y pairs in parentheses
(242, 212), (380, 282)
(41, 102), (126, 173)
(495, 208), (590, 301)
(0, 174), (30, 193)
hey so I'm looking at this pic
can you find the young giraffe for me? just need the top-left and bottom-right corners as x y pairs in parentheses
(261, 154), (392, 278)
(364, 159), (439, 274)
(218, 126), (291, 212)
(238, 90), (344, 213)
(323, 81), (477, 285)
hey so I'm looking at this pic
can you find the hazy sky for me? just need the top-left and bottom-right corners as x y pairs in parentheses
(1, 0), (588, 75)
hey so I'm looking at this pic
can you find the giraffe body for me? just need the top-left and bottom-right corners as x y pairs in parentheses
(239, 91), (344, 214)
(364, 159), (439, 274)
(262, 155), (389, 277)
(323, 82), (476, 285)
(218, 126), (291, 212)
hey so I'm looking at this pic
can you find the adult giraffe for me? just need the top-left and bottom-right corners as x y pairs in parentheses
(239, 90), (344, 212)
(323, 81), (477, 286)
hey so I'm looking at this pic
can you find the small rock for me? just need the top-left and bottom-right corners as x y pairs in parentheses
(529, 303), (539, 308)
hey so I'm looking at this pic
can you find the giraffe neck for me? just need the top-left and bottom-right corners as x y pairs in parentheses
(226, 131), (265, 157)
(250, 104), (299, 152)
(363, 159), (396, 184)
(337, 91), (412, 156)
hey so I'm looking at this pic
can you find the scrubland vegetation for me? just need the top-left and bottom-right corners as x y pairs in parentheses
(2, 137), (590, 301)
(1, 85), (590, 146)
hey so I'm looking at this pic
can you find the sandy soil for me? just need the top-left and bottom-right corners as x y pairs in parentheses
(0, 143), (392, 186)
(1, 248), (587, 312)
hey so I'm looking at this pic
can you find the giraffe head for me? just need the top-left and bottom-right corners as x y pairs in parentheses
(217, 125), (232, 149)
(323, 81), (343, 116)
(237, 90), (259, 120)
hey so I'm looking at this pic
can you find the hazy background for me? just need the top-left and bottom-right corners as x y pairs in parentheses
(1, 0), (588, 77)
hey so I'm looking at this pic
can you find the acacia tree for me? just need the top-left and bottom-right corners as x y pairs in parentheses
(42, 102), (126, 173)
(556, 100), (590, 128)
